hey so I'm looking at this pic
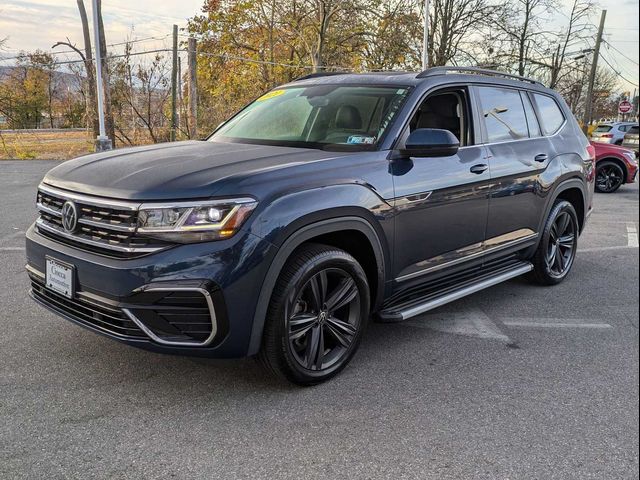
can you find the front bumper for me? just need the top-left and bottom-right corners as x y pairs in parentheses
(25, 224), (276, 358)
(627, 163), (639, 183)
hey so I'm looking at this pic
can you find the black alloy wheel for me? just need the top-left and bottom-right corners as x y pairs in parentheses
(545, 210), (577, 278)
(259, 244), (370, 385)
(596, 161), (625, 193)
(287, 268), (360, 372)
(529, 199), (579, 285)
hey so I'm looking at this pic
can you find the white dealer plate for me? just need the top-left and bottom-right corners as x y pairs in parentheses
(45, 257), (74, 299)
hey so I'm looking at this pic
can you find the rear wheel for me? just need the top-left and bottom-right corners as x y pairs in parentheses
(529, 200), (579, 285)
(259, 244), (370, 385)
(595, 160), (625, 193)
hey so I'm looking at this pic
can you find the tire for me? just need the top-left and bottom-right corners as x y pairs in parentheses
(595, 160), (625, 193)
(258, 243), (370, 385)
(529, 200), (579, 286)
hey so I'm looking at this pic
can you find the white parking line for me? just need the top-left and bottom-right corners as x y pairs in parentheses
(403, 308), (511, 342)
(578, 245), (638, 253)
(627, 223), (639, 248)
(0, 247), (25, 251)
(503, 321), (612, 329)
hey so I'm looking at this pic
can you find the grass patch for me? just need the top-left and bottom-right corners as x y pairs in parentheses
(0, 130), (95, 160)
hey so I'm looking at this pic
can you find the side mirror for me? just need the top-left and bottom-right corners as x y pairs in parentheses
(399, 128), (460, 158)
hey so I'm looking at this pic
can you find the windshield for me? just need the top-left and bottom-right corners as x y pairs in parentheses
(594, 125), (613, 132)
(210, 85), (410, 151)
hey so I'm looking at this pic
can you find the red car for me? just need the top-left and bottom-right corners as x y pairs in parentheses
(591, 141), (639, 193)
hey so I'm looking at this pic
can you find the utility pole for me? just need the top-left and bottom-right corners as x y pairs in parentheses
(582, 9), (606, 135)
(187, 37), (198, 139)
(91, 0), (111, 151)
(170, 24), (178, 142)
(421, 0), (430, 70)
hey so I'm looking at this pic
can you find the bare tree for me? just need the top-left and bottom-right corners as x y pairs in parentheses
(111, 48), (172, 144)
(360, 0), (423, 71)
(494, 0), (556, 76)
(547, 0), (595, 88)
(53, 0), (98, 136)
(53, 0), (114, 144)
(429, 0), (501, 67)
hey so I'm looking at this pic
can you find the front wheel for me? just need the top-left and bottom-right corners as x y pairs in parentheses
(529, 200), (579, 285)
(596, 160), (625, 193)
(259, 244), (370, 385)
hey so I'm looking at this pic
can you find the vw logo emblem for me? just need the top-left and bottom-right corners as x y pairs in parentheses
(61, 201), (78, 233)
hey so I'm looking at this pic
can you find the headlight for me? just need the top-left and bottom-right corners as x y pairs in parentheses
(623, 151), (637, 162)
(137, 198), (257, 243)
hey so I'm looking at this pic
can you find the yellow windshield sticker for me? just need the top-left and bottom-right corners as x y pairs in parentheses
(256, 89), (286, 102)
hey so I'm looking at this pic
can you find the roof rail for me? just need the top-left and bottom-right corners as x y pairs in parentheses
(295, 71), (350, 81)
(416, 66), (543, 86)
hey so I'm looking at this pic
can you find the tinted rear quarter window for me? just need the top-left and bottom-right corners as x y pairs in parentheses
(532, 93), (565, 135)
(477, 86), (529, 142)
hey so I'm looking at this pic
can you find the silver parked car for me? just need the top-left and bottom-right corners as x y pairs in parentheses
(590, 121), (639, 145)
(622, 125), (639, 152)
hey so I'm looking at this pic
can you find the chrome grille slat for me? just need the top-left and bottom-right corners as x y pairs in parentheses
(35, 185), (170, 258)
(38, 184), (139, 210)
(29, 276), (146, 339)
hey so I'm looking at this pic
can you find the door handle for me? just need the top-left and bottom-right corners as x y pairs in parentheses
(534, 153), (548, 163)
(470, 164), (489, 174)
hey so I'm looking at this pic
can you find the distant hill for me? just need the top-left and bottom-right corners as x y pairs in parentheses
(0, 66), (82, 91)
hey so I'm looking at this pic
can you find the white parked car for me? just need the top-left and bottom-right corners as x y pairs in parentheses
(590, 121), (639, 145)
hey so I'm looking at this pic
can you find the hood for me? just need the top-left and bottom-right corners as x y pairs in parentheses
(591, 140), (635, 155)
(43, 141), (342, 200)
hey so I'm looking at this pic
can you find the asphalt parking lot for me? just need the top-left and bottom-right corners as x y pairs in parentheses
(1, 160), (638, 480)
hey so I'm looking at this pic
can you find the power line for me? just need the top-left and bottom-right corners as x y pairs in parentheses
(195, 50), (319, 70)
(0, 35), (171, 63)
(601, 49), (638, 83)
(603, 39), (639, 66)
(0, 46), (332, 72)
(599, 53), (639, 87)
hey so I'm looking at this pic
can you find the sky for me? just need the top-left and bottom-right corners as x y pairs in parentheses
(0, 0), (638, 92)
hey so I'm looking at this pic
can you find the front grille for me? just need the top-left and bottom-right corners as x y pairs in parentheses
(36, 185), (170, 258)
(29, 275), (146, 339)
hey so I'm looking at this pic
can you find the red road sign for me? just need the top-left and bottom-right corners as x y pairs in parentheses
(619, 100), (633, 114)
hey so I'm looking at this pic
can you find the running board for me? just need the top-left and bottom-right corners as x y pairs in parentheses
(378, 261), (532, 322)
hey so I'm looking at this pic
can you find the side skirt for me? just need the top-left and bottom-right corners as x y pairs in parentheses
(378, 256), (532, 322)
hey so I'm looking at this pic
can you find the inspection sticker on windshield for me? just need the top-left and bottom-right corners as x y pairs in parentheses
(256, 89), (286, 102)
(347, 135), (376, 145)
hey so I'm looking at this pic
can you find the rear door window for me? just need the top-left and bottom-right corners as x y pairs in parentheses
(477, 86), (529, 142)
(531, 94), (565, 135)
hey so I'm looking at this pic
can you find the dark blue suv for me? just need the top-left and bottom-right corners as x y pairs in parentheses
(26, 68), (595, 384)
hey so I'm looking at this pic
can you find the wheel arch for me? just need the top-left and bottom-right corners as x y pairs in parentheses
(247, 216), (386, 356)
(541, 178), (587, 234)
